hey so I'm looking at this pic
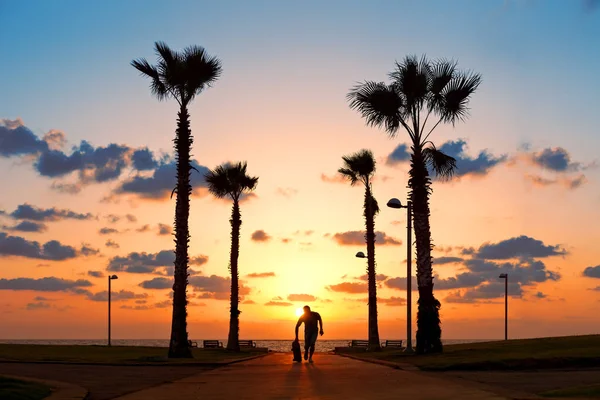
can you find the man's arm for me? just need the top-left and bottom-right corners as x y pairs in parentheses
(318, 314), (324, 336)
(295, 318), (302, 340)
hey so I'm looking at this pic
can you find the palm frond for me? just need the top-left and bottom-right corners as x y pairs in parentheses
(338, 167), (359, 185)
(347, 81), (405, 136)
(390, 55), (430, 112)
(440, 70), (482, 125)
(423, 146), (457, 180)
(131, 58), (169, 101)
(205, 161), (258, 200)
(428, 59), (457, 114)
(183, 45), (223, 102)
(204, 164), (232, 198)
(341, 149), (376, 178)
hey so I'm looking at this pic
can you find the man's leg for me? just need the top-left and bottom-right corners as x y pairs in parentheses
(308, 332), (317, 362)
(304, 335), (310, 360)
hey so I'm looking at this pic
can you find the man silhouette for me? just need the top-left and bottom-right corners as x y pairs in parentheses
(295, 305), (324, 362)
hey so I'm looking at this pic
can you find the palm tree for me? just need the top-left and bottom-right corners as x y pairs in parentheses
(205, 162), (258, 352)
(347, 56), (481, 354)
(132, 42), (222, 358)
(338, 149), (381, 351)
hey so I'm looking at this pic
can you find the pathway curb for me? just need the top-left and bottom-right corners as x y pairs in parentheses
(0, 352), (270, 368)
(335, 352), (421, 371)
(1, 374), (88, 400)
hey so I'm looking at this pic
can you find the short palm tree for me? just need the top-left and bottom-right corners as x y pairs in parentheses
(132, 42), (222, 358)
(348, 56), (481, 354)
(338, 149), (381, 351)
(205, 162), (258, 352)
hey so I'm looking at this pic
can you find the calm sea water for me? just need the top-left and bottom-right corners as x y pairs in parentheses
(0, 339), (493, 353)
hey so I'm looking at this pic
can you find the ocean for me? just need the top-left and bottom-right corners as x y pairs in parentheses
(0, 339), (493, 353)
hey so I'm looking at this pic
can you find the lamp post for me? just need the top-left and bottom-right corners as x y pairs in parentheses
(386, 197), (414, 354)
(108, 274), (118, 346)
(499, 273), (508, 341)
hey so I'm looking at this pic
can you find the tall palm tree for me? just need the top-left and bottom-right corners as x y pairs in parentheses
(132, 42), (222, 358)
(338, 149), (381, 351)
(205, 162), (258, 352)
(347, 56), (481, 354)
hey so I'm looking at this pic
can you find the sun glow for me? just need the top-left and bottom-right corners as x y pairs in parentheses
(295, 308), (303, 317)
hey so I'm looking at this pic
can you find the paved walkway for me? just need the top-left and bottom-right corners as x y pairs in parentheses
(116, 353), (509, 400)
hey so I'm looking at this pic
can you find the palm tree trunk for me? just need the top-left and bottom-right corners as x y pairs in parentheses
(168, 105), (193, 359)
(227, 200), (241, 351)
(410, 146), (443, 354)
(364, 183), (381, 351)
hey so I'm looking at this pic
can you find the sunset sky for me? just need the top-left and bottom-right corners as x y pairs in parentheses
(1, 0), (599, 341)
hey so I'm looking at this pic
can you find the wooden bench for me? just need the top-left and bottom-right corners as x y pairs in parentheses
(348, 340), (369, 349)
(187, 340), (198, 348)
(239, 340), (257, 348)
(382, 340), (403, 348)
(203, 340), (223, 349)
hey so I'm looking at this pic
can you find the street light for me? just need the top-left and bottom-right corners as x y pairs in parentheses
(499, 273), (508, 341)
(386, 197), (414, 354)
(108, 274), (118, 346)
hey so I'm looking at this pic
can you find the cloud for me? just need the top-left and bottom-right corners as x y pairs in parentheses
(105, 214), (138, 224)
(26, 302), (51, 310)
(287, 294), (317, 302)
(131, 148), (158, 170)
(386, 140), (507, 179)
(99, 227), (119, 235)
(526, 174), (587, 190)
(281, 238), (291, 244)
(332, 231), (401, 246)
(84, 289), (148, 302)
(107, 250), (207, 274)
(0, 233), (78, 260)
(242, 299), (256, 304)
(0, 277), (92, 291)
(251, 230), (271, 242)
(42, 130), (66, 150)
(438, 140), (507, 178)
(157, 223), (172, 236)
(246, 272), (275, 278)
(276, 187), (298, 197)
(583, 265), (600, 279)
(379, 296), (406, 306)
(320, 173), (346, 184)
(475, 235), (567, 259)
(326, 282), (367, 294)
(136, 224), (150, 233)
(531, 147), (581, 172)
(434, 256), (464, 265)
(0, 118), (49, 157)
(139, 277), (172, 289)
(115, 158), (209, 199)
(6, 204), (94, 222)
(356, 274), (389, 282)
(88, 271), (105, 278)
(105, 240), (120, 249)
(265, 301), (293, 306)
(385, 277), (418, 291)
(189, 275), (250, 300)
(35, 141), (131, 183)
(534, 291), (547, 299)
(2, 221), (47, 233)
(386, 144), (411, 165)
(80, 244), (100, 257)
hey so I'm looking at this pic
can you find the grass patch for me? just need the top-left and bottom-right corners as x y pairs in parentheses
(0, 376), (52, 400)
(540, 384), (600, 398)
(0, 344), (267, 365)
(336, 335), (600, 371)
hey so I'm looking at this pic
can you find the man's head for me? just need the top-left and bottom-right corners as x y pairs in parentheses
(303, 305), (311, 313)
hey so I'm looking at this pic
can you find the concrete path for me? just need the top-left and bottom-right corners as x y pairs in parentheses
(115, 353), (509, 400)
